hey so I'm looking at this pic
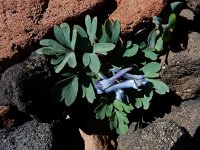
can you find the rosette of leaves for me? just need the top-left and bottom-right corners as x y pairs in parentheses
(148, 2), (182, 52)
(36, 15), (116, 106)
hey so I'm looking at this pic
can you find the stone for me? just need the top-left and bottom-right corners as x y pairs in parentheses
(186, 0), (200, 14)
(0, 120), (54, 150)
(109, 0), (166, 35)
(117, 120), (191, 150)
(0, 119), (85, 150)
(160, 31), (200, 100)
(0, 0), (106, 72)
(158, 99), (200, 136)
(0, 51), (57, 121)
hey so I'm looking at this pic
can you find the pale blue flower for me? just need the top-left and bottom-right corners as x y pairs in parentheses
(95, 67), (132, 94)
(95, 67), (147, 102)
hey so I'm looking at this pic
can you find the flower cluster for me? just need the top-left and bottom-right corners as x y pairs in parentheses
(95, 67), (147, 102)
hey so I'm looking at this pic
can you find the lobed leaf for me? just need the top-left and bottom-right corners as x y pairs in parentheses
(155, 37), (164, 52)
(40, 39), (67, 51)
(60, 23), (72, 49)
(63, 76), (79, 106)
(93, 43), (115, 55)
(147, 79), (169, 95)
(123, 44), (139, 57)
(89, 53), (101, 73)
(68, 52), (77, 68)
(82, 53), (91, 67)
(85, 82), (96, 103)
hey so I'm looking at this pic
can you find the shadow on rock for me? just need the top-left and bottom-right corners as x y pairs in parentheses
(52, 120), (84, 150)
(128, 90), (182, 129)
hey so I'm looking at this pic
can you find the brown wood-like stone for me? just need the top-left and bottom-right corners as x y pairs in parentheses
(109, 0), (166, 35)
(0, 0), (106, 71)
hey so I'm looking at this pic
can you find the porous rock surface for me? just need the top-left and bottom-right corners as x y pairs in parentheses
(0, 120), (54, 150)
(186, 0), (200, 14)
(0, 0), (106, 72)
(117, 120), (191, 150)
(158, 99), (200, 137)
(160, 9), (200, 100)
(0, 51), (51, 115)
(109, 0), (166, 35)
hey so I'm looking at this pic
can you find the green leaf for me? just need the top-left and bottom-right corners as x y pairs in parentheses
(139, 42), (147, 49)
(71, 29), (77, 50)
(168, 13), (176, 28)
(140, 62), (161, 78)
(170, 2), (183, 13)
(68, 52), (77, 68)
(93, 43), (115, 55)
(123, 44), (139, 57)
(106, 104), (113, 117)
(105, 20), (113, 39)
(111, 20), (121, 44)
(51, 55), (65, 65)
(114, 114), (118, 128)
(54, 25), (66, 46)
(148, 29), (160, 48)
(51, 76), (75, 103)
(152, 16), (162, 26)
(163, 29), (172, 43)
(63, 76), (79, 106)
(114, 100), (123, 111)
(89, 53), (101, 73)
(155, 37), (164, 52)
(121, 103), (134, 113)
(74, 25), (88, 38)
(135, 91), (153, 110)
(74, 25), (89, 51)
(55, 53), (72, 73)
(40, 39), (67, 51)
(90, 16), (97, 45)
(95, 103), (107, 120)
(37, 47), (64, 55)
(85, 15), (92, 37)
(85, 82), (96, 103)
(147, 79), (169, 95)
(135, 99), (143, 109)
(60, 23), (72, 49)
(82, 53), (91, 67)
(144, 51), (157, 60)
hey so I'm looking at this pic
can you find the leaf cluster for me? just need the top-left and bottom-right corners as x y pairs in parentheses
(36, 1), (181, 135)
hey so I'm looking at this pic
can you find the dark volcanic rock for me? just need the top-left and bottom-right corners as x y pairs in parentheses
(186, 0), (200, 14)
(0, 52), (55, 121)
(0, 120), (54, 150)
(160, 31), (200, 100)
(117, 120), (191, 150)
(0, 119), (84, 150)
(158, 99), (200, 136)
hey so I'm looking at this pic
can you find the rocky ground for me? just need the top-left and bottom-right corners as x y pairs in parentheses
(0, 0), (200, 150)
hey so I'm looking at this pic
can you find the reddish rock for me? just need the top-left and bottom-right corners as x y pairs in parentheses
(109, 0), (166, 35)
(0, 0), (106, 71)
(0, 105), (16, 128)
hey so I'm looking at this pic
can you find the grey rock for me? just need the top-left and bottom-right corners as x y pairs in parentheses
(186, 0), (200, 14)
(158, 99), (200, 136)
(117, 120), (191, 150)
(0, 119), (84, 150)
(0, 51), (57, 121)
(160, 31), (200, 100)
(0, 120), (53, 150)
